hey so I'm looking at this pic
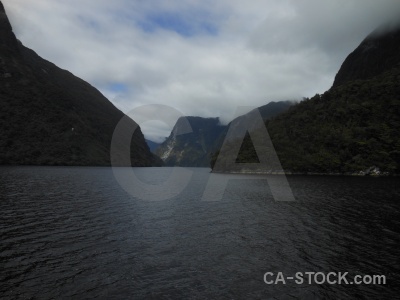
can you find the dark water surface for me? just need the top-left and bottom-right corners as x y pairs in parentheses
(1, 167), (399, 299)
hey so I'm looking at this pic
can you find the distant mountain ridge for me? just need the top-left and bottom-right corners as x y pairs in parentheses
(145, 139), (161, 153)
(0, 2), (161, 166)
(156, 117), (225, 167)
(156, 101), (294, 167)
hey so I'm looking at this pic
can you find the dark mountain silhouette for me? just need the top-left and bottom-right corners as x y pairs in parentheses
(212, 24), (400, 175)
(333, 22), (400, 87)
(0, 2), (161, 166)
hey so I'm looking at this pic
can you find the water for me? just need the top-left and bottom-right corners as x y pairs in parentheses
(1, 167), (399, 299)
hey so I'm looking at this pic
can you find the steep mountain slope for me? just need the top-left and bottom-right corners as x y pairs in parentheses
(156, 101), (293, 167)
(333, 22), (400, 87)
(212, 24), (400, 174)
(0, 2), (160, 166)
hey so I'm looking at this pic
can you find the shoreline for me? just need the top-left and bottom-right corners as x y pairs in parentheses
(210, 170), (397, 177)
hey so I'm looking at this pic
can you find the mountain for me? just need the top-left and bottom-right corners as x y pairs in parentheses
(256, 101), (295, 120)
(156, 101), (293, 167)
(212, 24), (400, 175)
(333, 22), (400, 87)
(156, 117), (225, 167)
(0, 2), (161, 166)
(145, 139), (161, 153)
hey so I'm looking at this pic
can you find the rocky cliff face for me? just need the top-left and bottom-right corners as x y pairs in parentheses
(156, 117), (225, 167)
(156, 101), (293, 167)
(0, 2), (160, 166)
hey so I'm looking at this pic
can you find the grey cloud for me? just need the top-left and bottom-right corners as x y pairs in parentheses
(3, 0), (400, 141)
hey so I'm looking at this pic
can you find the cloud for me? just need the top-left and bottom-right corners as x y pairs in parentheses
(3, 0), (400, 141)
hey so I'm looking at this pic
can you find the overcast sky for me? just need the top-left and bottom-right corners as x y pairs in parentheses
(3, 0), (400, 142)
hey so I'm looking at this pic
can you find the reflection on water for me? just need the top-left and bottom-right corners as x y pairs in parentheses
(0, 167), (399, 299)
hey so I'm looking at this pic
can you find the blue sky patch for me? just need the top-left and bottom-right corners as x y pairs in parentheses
(137, 11), (218, 37)
(107, 82), (129, 94)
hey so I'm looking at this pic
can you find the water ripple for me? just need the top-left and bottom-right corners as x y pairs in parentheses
(0, 167), (399, 299)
